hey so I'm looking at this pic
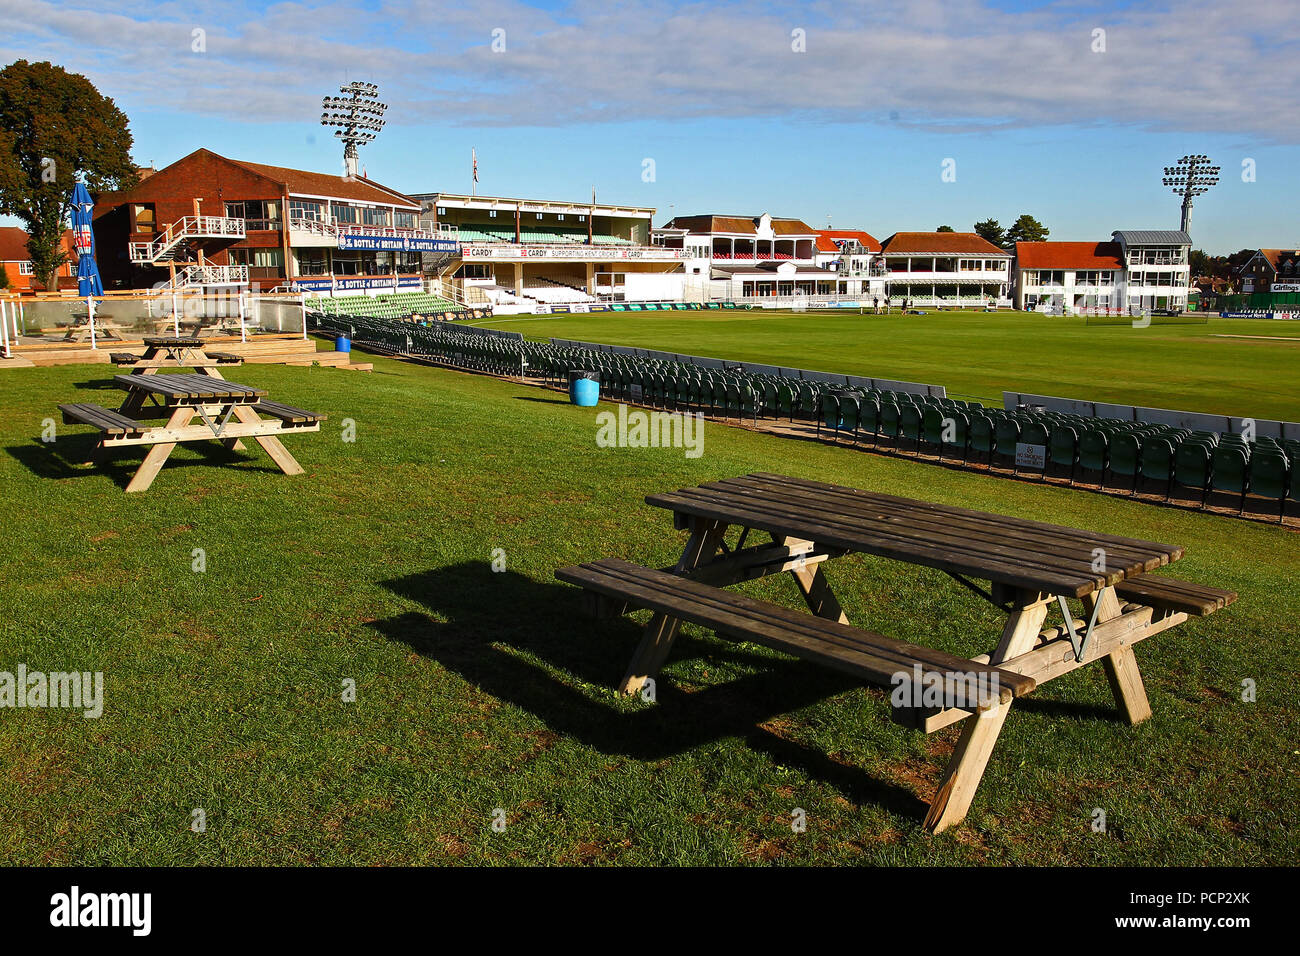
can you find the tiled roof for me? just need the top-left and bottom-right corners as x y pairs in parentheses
(880, 232), (1011, 256)
(0, 226), (75, 261)
(228, 157), (421, 208)
(1015, 241), (1124, 270)
(815, 229), (882, 253)
(1257, 248), (1300, 272)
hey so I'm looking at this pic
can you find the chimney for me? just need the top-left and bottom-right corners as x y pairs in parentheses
(344, 153), (359, 179)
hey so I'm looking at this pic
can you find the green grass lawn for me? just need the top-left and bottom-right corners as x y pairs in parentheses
(474, 310), (1300, 421)
(0, 356), (1295, 865)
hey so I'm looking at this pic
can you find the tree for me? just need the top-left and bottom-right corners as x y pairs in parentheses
(1004, 214), (1049, 245)
(0, 60), (137, 290)
(973, 218), (1005, 246)
(936, 224), (954, 232)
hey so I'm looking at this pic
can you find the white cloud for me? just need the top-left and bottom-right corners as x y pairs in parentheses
(0, 0), (1296, 141)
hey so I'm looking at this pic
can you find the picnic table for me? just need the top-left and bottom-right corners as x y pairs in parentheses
(63, 312), (123, 342)
(58, 373), (325, 493)
(108, 337), (243, 376)
(557, 473), (1236, 832)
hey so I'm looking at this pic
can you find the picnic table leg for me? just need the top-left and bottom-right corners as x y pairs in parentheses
(124, 406), (194, 493)
(230, 405), (303, 475)
(1086, 587), (1152, 725)
(618, 518), (729, 696)
(924, 591), (1049, 833)
(780, 535), (850, 624)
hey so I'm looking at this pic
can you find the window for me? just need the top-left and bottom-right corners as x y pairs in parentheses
(330, 203), (358, 224)
(296, 249), (329, 276)
(395, 211), (416, 230)
(358, 206), (389, 227)
(557, 214), (565, 221)
(19, 261), (33, 275)
(132, 204), (156, 232)
(289, 199), (324, 222)
(437, 206), (447, 216)
(488, 210), (497, 218)
(226, 200), (280, 230)
(229, 248), (284, 268)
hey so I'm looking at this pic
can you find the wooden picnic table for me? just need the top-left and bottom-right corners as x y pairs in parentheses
(58, 373), (325, 493)
(557, 473), (1236, 832)
(110, 337), (242, 376)
(63, 312), (123, 342)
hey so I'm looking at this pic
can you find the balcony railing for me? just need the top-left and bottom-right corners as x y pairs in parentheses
(460, 243), (686, 261)
(288, 217), (451, 242)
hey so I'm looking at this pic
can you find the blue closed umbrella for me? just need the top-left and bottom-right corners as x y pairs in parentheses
(70, 180), (103, 296)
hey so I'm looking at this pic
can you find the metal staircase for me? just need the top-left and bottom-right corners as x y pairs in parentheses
(128, 216), (246, 265)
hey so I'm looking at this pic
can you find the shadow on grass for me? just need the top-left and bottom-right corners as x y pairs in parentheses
(5, 437), (284, 490)
(373, 562), (927, 819)
(513, 396), (570, 405)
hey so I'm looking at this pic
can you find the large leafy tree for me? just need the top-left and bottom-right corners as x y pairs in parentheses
(973, 218), (1005, 246)
(0, 60), (137, 290)
(936, 224), (954, 232)
(1004, 214), (1050, 245)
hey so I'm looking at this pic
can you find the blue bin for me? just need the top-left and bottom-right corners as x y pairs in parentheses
(335, 335), (351, 353)
(569, 371), (600, 406)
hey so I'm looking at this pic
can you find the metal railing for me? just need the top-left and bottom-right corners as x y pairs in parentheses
(128, 216), (246, 263)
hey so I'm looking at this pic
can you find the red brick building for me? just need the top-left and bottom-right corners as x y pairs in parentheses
(92, 149), (448, 292)
(0, 227), (77, 292)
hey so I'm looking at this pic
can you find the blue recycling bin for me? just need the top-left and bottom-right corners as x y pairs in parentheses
(335, 335), (351, 353)
(568, 370), (600, 406)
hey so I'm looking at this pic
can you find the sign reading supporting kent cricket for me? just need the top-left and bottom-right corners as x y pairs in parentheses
(337, 234), (460, 253)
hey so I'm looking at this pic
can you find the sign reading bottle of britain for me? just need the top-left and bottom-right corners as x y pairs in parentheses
(337, 234), (460, 253)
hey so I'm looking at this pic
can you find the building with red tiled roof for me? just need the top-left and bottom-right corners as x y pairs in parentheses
(879, 232), (1012, 306)
(1012, 233), (1193, 313)
(1237, 248), (1300, 293)
(0, 227), (78, 292)
(91, 148), (448, 292)
(1013, 241), (1125, 311)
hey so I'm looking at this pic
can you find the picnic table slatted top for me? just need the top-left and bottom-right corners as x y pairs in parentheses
(112, 373), (266, 403)
(142, 337), (203, 348)
(645, 473), (1184, 599)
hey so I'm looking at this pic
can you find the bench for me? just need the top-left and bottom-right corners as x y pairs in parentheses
(109, 352), (144, 365)
(1114, 576), (1237, 617)
(556, 557), (1035, 711)
(58, 403), (147, 437)
(253, 401), (327, 425)
(205, 351), (241, 364)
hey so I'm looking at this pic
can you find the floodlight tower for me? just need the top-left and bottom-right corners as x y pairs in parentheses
(1162, 154), (1220, 234)
(321, 81), (388, 178)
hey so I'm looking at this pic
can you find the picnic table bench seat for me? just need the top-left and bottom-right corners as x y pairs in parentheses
(1113, 576), (1237, 617)
(58, 403), (147, 436)
(205, 351), (241, 364)
(253, 401), (326, 425)
(556, 557), (1036, 709)
(109, 352), (144, 365)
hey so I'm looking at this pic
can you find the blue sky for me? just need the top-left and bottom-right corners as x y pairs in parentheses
(4, 0), (1298, 254)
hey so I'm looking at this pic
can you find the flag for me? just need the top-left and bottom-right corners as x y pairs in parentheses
(472, 148), (478, 184)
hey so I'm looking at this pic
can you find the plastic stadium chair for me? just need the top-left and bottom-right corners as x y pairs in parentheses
(900, 404), (923, 455)
(818, 392), (839, 438)
(1248, 448), (1290, 521)
(1140, 439), (1176, 500)
(880, 401), (901, 442)
(922, 406), (945, 453)
(1174, 441), (1214, 507)
(1049, 426), (1080, 484)
(994, 417), (1021, 468)
(1079, 430), (1109, 486)
(1110, 434), (1142, 495)
(969, 414), (995, 467)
